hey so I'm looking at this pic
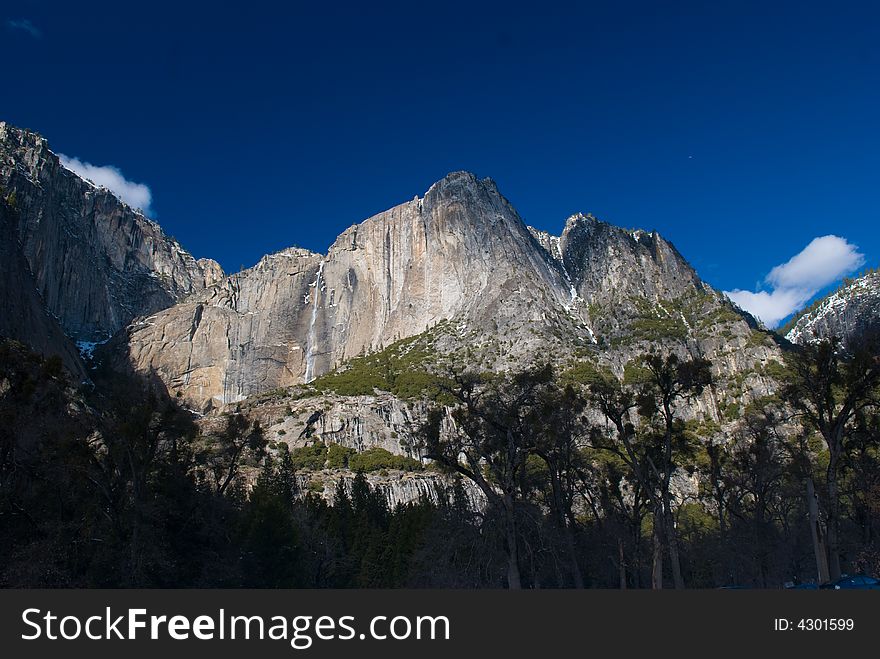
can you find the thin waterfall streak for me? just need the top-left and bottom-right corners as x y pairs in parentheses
(304, 260), (325, 382)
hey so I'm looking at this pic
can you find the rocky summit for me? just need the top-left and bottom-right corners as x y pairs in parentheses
(118, 171), (780, 420)
(122, 171), (582, 408)
(784, 269), (880, 347)
(0, 122), (223, 348)
(2, 121), (783, 473)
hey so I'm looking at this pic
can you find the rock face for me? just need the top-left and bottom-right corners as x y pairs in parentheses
(119, 247), (324, 407)
(533, 213), (782, 408)
(206, 389), (435, 458)
(0, 122), (223, 342)
(0, 198), (85, 378)
(0, 121), (783, 442)
(123, 172), (584, 409)
(118, 173), (782, 451)
(785, 270), (880, 346)
(553, 215), (701, 323)
(123, 171), (780, 414)
(295, 471), (486, 511)
(529, 213), (700, 302)
(1, 121), (793, 508)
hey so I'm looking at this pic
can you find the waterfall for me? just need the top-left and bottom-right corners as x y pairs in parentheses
(304, 260), (325, 382)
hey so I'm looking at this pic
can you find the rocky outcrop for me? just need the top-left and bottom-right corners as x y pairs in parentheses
(785, 270), (880, 347)
(0, 122), (223, 342)
(0, 198), (85, 378)
(532, 213), (705, 337)
(119, 247), (323, 407)
(117, 170), (784, 414)
(122, 172), (583, 409)
(0, 121), (801, 513)
(294, 471), (486, 510)
(562, 215), (701, 307)
(208, 389), (441, 457)
(0, 120), (783, 458)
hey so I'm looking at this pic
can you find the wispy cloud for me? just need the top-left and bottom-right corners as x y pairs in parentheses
(59, 154), (153, 216)
(6, 19), (42, 39)
(724, 235), (865, 328)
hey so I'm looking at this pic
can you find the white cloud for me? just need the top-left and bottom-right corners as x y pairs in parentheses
(59, 154), (153, 215)
(724, 288), (812, 329)
(767, 235), (865, 291)
(724, 235), (864, 328)
(6, 19), (42, 39)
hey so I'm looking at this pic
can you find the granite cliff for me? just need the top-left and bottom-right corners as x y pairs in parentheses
(0, 122), (222, 347)
(1, 123), (784, 492)
(117, 172), (781, 423)
(785, 269), (880, 347)
(0, 196), (84, 377)
(121, 172), (582, 408)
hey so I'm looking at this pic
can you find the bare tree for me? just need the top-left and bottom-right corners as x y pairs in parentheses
(588, 353), (711, 589)
(420, 365), (556, 589)
(780, 335), (880, 580)
(200, 413), (267, 495)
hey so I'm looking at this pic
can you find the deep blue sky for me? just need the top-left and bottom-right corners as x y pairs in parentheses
(3, 1), (878, 319)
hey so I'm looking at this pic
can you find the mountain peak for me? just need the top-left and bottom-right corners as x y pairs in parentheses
(785, 269), (880, 346)
(0, 121), (47, 147)
(564, 212), (598, 227)
(0, 122), (223, 341)
(423, 171), (499, 201)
